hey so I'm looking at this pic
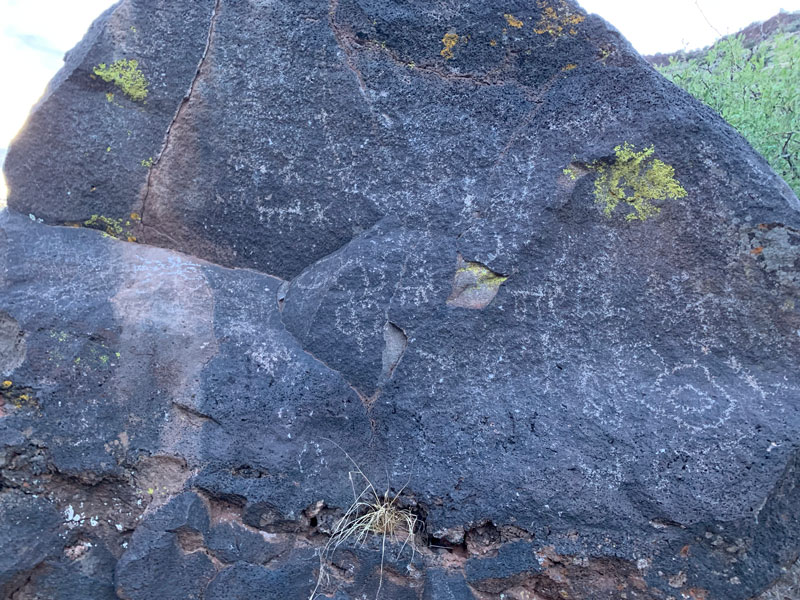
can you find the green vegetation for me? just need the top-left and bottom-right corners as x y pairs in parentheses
(93, 59), (149, 102)
(657, 32), (800, 196)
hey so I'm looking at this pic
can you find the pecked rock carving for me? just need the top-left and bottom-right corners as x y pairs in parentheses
(1, 0), (800, 598)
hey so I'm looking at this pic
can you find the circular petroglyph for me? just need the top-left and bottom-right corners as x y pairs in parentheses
(648, 363), (738, 432)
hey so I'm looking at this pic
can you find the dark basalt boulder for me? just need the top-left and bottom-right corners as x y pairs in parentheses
(2, 0), (800, 598)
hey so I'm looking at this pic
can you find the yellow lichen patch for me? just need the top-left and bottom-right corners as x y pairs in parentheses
(447, 256), (508, 309)
(82, 214), (140, 241)
(1, 382), (37, 413)
(1, 380), (11, 390)
(441, 32), (459, 60)
(559, 163), (591, 192)
(590, 143), (687, 222)
(93, 59), (149, 102)
(562, 63), (578, 71)
(534, 0), (585, 36)
(504, 13), (524, 28)
(490, 39), (498, 47)
(597, 46), (613, 63)
(85, 215), (124, 238)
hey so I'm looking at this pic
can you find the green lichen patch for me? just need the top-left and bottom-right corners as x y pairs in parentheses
(559, 163), (592, 191)
(590, 143), (687, 222)
(447, 256), (508, 309)
(93, 59), (149, 102)
(44, 330), (120, 377)
(82, 213), (141, 242)
(50, 330), (69, 343)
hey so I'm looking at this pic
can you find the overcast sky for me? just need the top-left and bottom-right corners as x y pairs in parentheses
(581, 0), (800, 53)
(1, 0), (800, 200)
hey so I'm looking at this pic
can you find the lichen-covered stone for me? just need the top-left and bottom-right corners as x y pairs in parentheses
(3, 0), (216, 223)
(1, 0), (799, 599)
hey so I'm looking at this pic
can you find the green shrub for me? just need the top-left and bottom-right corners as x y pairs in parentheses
(657, 32), (800, 197)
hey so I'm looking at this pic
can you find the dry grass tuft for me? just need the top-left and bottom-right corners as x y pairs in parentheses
(309, 442), (418, 600)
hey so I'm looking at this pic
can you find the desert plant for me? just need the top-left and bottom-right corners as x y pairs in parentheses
(310, 442), (418, 600)
(657, 32), (800, 196)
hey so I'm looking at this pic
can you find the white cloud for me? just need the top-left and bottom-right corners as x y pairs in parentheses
(579, 0), (800, 55)
(0, 0), (116, 201)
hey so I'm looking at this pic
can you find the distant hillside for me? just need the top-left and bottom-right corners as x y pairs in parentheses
(651, 12), (800, 198)
(646, 10), (800, 66)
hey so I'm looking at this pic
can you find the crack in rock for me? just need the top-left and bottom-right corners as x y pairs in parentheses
(139, 0), (222, 228)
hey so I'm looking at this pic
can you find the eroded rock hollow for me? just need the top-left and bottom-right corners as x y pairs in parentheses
(2, 0), (799, 598)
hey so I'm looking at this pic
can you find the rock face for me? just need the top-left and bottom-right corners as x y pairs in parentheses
(2, 0), (800, 598)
